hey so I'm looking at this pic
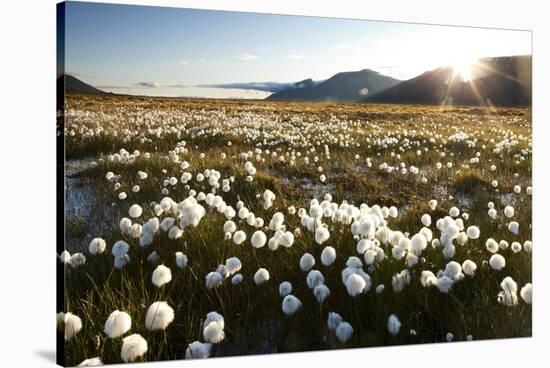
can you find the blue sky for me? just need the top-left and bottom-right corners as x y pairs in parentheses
(62, 1), (532, 98)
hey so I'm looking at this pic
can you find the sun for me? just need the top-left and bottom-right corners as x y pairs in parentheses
(451, 57), (477, 82)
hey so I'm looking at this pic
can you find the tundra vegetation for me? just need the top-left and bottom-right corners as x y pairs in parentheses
(59, 94), (532, 366)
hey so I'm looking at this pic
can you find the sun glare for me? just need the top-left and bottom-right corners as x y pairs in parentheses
(451, 57), (477, 82)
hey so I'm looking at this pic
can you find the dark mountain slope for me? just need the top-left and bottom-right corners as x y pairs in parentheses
(363, 56), (531, 106)
(267, 69), (401, 102)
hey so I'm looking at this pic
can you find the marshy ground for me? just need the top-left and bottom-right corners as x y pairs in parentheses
(60, 94), (532, 366)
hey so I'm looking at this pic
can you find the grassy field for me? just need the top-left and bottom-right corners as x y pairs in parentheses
(59, 94), (532, 366)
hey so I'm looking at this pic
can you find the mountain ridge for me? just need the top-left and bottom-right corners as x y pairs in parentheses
(266, 69), (401, 102)
(57, 74), (107, 95)
(362, 56), (531, 106)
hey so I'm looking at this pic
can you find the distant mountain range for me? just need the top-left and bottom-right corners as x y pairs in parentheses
(58, 55), (531, 106)
(266, 69), (401, 102)
(196, 81), (299, 93)
(57, 74), (107, 94)
(363, 56), (531, 106)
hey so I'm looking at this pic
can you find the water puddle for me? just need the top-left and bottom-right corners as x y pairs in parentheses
(65, 158), (115, 252)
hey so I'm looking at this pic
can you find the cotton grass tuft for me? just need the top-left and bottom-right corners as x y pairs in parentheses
(387, 314), (401, 336)
(88, 238), (107, 255)
(254, 268), (270, 285)
(335, 322), (353, 343)
(104, 310), (132, 339)
(120, 334), (148, 363)
(282, 294), (302, 316)
(145, 301), (174, 331)
(152, 264), (172, 287)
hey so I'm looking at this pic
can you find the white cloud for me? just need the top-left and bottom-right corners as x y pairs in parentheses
(178, 59), (190, 65)
(287, 54), (304, 60)
(333, 44), (352, 49)
(235, 53), (259, 61)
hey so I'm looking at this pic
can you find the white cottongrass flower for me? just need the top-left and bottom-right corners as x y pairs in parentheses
(205, 271), (223, 289)
(277, 231), (295, 248)
(62, 312), (83, 341)
(387, 314), (401, 336)
(223, 220), (236, 233)
(175, 252), (188, 269)
(315, 226), (330, 245)
(392, 246), (406, 261)
(225, 257), (242, 275)
(203, 321), (225, 343)
(269, 212), (285, 230)
(306, 270), (325, 289)
(279, 281), (292, 297)
(443, 261), (464, 281)
(282, 294), (302, 316)
(145, 301), (174, 331)
(327, 312), (343, 332)
(114, 254), (130, 269)
(485, 238), (499, 253)
(420, 271), (437, 287)
(504, 206), (515, 218)
(336, 322), (353, 343)
(524, 241), (532, 253)
(88, 238), (107, 255)
(462, 260), (477, 276)
(251, 230), (267, 248)
(435, 276), (454, 293)
(429, 199), (438, 210)
(168, 226), (183, 240)
(346, 256), (363, 269)
(203, 311), (224, 330)
(254, 268), (270, 285)
(321, 246), (336, 266)
(499, 240), (509, 250)
(120, 334), (148, 363)
(498, 276), (518, 307)
(128, 204), (143, 218)
(511, 242), (522, 253)
(160, 217), (175, 232)
(263, 189), (276, 209)
(231, 273), (243, 285)
(70, 253), (86, 268)
(392, 269), (411, 292)
(520, 283), (532, 304)
(104, 310), (132, 339)
(449, 207), (460, 217)
(300, 253), (315, 271)
(405, 253), (419, 268)
(313, 284), (331, 303)
(152, 265), (172, 287)
(421, 214), (431, 227)
(59, 250), (71, 264)
(489, 254), (506, 271)
(466, 226), (480, 239)
(185, 341), (212, 359)
(508, 221), (519, 235)
(345, 273), (366, 297)
(77, 357), (103, 366)
(233, 230), (247, 245)
(410, 233), (427, 255)
(356, 239), (370, 254)
(446, 332), (454, 342)
(112, 240), (129, 257)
